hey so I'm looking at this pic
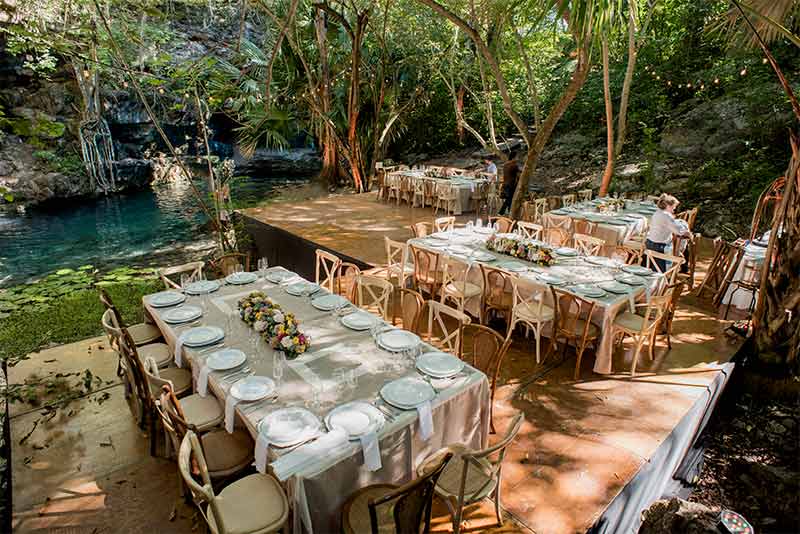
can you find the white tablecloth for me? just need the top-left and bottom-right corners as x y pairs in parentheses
(721, 244), (767, 310)
(388, 170), (486, 214)
(143, 274), (490, 533)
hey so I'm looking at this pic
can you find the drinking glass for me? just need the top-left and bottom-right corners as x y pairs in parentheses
(225, 310), (237, 337)
(273, 351), (285, 388)
(476, 218), (483, 228)
(234, 263), (244, 274)
(333, 368), (348, 395)
(258, 257), (269, 279)
(180, 274), (190, 292)
(466, 220), (474, 233)
(346, 369), (358, 390)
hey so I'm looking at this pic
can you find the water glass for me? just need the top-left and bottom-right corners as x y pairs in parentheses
(333, 368), (348, 394)
(273, 352), (285, 387)
(180, 274), (190, 292)
(346, 369), (358, 390)
(234, 263), (244, 274)
(258, 257), (269, 278)
(466, 220), (474, 233)
(225, 310), (237, 337)
(476, 218), (483, 228)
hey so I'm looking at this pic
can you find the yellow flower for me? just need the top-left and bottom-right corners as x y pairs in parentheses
(292, 336), (299, 344)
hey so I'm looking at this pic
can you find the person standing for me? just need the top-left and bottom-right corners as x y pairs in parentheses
(645, 193), (690, 272)
(484, 157), (497, 178)
(499, 151), (519, 215)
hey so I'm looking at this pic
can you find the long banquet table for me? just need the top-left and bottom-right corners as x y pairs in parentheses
(143, 271), (490, 533)
(409, 229), (666, 374)
(387, 170), (487, 214)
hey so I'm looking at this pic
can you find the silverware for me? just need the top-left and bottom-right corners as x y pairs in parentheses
(198, 342), (225, 354)
(372, 399), (397, 421)
(241, 396), (278, 414)
(220, 366), (252, 384)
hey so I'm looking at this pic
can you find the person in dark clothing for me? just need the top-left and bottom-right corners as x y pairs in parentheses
(499, 151), (520, 215)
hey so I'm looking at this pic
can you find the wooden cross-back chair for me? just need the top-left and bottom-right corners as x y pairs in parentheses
(397, 288), (425, 332)
(337, 262), (362, 302)
(386, 173), (401, 204)
(673, 232), (699, 289)
(550, 288), (600, 380)
(661, 281), (685, 349)
(411, 221), (432, 238)
(461, 324), (512, 433)
(573, 233), (605, 256)
(516, 221), (543, 240)
(543, 216), (572, 247)
(644, 249), (685, 288)
(561, 193), (576, 207)
(410, 244), (443, 297)
(440, 259), (482, 316)
(676, 207), (699, 231)
(178, 431), (290, 534)
(572, 218), (596, 237)
(508, 278), (555, 364)
(158, 261), (205, 290)
(531, 198), (548, 223)
(434, 182), (459, 216)
(425, 300), (471, 355)
(612, 294), (670, 376)
(486, 182), (501, 215)
(316, 249), (343, 293)
(384, 236), (413, 290)
(412, 176), (427, 208)
(98, 288), (162, 346)
(209, 252), (250, 277)
(695, 238), (740, 300)
(341, 452), (453, 534)
(434, 216), (455, 233)
(479, 264), (515, 328)
(488, 216), (514, 233)
(578, 189), (593, 202)
(355, 274), (394, 320)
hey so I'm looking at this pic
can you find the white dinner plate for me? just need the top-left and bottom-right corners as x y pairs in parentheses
(258, 407), (322, 447)
(231, 375), (275, 402)
(377, 330), (421, 352)
(622, 265), (654, 276)
(496, 261), (528, 272)
(266, 269), (296, 284)
(555, 247), (578, 256)
(148, 291), (186, 307)
(184, 280), (220, 295)
(616, 274), (647, 286)
(604, 220), (628, 226)
(537, 273), (566, 285)
(312, 294), (349, 311)
(182, 326), (225, 347)
(341, 312), (377, 331)
(472, 251), (496, 262)
(429, 232), (450, 240)
(206, 348), (247, 371)
(474, 226), (495, 235)
(162, 305), (203, 324)
(598, 281), (630, 294)
(423, 240), (447, 248)
(226, 272), (258, 285)
(325, 402), (384, 439)
(381, 377), (436, 410)
(584, 256), (617, 267)
(447, 245), (473, 256)
(285, 281), (321, 296)
(416, 351), (464, 378)
(573, 285), (607, 298)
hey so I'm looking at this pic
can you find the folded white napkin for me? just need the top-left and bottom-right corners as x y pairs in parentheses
(360, 431), (382, 471)
(255, 433), (270, 474)
(430, 375), (468, 391)
(271, 429), (348, 481)
(417, 401), (434, 440)
(197, 364), (211, 397)
(174, 332), (187, 367)
(224, 396), (240, 433)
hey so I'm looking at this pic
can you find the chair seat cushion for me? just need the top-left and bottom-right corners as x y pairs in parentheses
(614, 312), (646, 332)
(129, 322), (162, 345)
(138, 343), (172, 368)
(208, 474), (289, 534)
(181, 394), (224, 431)
(443, 281), (482, 299)
(155, 367), (192, 396)
(435, 454), (497, 502)
(202, 429), (253, 476)
(342, 483), (398, 534)
(516, 303), (555, 323)
(567, 318), (601, 339)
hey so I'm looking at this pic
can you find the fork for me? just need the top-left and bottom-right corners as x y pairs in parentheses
(220, 366), (252, 384)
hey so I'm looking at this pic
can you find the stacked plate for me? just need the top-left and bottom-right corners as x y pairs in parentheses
(312, 294), (349, 311)
(380, 377), (436, 410)
(423, 239), (447, 248)
(325, 402), (385, 440)
(285, 281), (321, 296)
(148, 291), (186, 308)
(496, 261), (528, 273)
(206, 348), (247, 371)
(341, 311), (376, 331)
(616, 274), (647, 286)
(598, 281), (630, 294)
(555, 247), (578, 257)
(622, 265), (654, 276)
(585, 256), (616, 267)
(231, 376), (275, 402)
(266, 269), (297, 284)
(471, 251), (495, 262)
(473, 226), (495, 235)
(376, 329), (421, 352)
(429, 232), (450, 240)
(226, 272), (258, 285)
(162, 305), (203, 324)
(536, 273), (566, 285)
(447, 244), (473, 256)
(572, 285), (607, 298)
(185, 280), (220, 295)
(257, 407), (322, 448)
(416, 351), (464, 378)
(183, 326), (225, 348)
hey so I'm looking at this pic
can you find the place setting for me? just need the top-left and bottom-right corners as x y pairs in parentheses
(325, 401), (386, 471)
(379, 375), (436, 440)
(173, 324), (225, 367)
(147, 290), (186, 308)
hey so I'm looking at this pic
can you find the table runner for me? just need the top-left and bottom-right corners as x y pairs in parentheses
(409, 230), (665, 374)
(143, 274), (490, 533)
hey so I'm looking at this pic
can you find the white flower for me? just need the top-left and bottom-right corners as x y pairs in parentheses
(273, 311), (285, 323)
(253, 320), (267, 332)
(280, 336), (294, 349)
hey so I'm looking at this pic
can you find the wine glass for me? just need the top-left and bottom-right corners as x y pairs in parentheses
(234, 263), (244, 274)
(180, 274), (190, 292)
(225, 310), (237, 337)
(258, 257), (269, 279)
(273, 351), (285, 388)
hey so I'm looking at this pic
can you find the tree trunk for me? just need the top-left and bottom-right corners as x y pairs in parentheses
(599, 38), (615, 196)
(314, 10), (340, 187)
(456, 85), (465, 143)
(615, 2), (638, 160)
(510, 45), (591, 217)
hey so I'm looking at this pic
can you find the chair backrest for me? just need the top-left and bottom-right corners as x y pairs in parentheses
(211, 253), (250, 277)
(561, 193), (576, 207)
(550, 287), (597, 343)
(635, 294), (670, 334)
(411, 222), (431, 238)
(440, 257), (475, 296)
(488, 216), (514, 233)
(409, 245), (441, 293)
(158, 261), (204, 290)
(316, 249), (343, 292)
(355, 274), (393, 320)
(480, 264), (515, 312)
(398, 288), (425, 333)
(461, 325), (511, 404)
(572, 218), (596, 236)
(178, 431), (219, 525)
(101, 307), (123, 352)
(676, 207), (699, 230)
(516, 221), (543, 240)
(664, 281), (685, 321)
(573, 233), (605, 256)
(385, 236), (409, 278)
(644, 249), (685, 284)
(337, 262), (362, 301)
(434, 216), (455, 233)
(511, 278), (550, 320)
(117, 326), (154, 406)
(157, 384), (192, 455)
(533, 198), (548, 222)
(367, 452), (453, 534)
(578, 189), (593, 202)
(425, 300), (471, 354)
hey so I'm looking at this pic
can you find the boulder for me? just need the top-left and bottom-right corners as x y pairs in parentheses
(114, 158), (153, 190)
(234, 147), (321, 176)
(639, 498), (719, 534)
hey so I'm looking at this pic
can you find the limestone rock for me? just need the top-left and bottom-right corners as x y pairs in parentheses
(639, 498), (719, 534)
(234, 147), (321, 176)
(114, 158), (153, 190)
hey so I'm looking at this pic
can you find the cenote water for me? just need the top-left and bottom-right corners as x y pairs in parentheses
(0, 175), (311, 287)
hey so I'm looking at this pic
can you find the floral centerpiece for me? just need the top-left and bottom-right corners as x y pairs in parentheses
(237, 291), (310, 359)
(596, 198), (625, 213)
(486, 234), (555, 266)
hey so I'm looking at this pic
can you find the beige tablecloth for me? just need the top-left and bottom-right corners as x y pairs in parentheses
(144, 275), (490, 533)
(409, 231), (665, 374)
(388, 170), (484, 214)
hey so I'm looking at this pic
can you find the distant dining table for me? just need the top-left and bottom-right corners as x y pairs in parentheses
(143, 269), (490, 534)
(387, 170), (489, 214)
(409, 228), (666, 374)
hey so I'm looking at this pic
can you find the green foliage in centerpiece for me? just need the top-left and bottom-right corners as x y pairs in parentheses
(237, 291), (310, 359)
(485, 234), (555, 267)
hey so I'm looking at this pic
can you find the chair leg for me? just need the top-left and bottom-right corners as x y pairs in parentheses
(630, 336), (645, 376)
(534, 327), (542, 364)
(648, 329), (657, 361)
(573, 342), (587, 380)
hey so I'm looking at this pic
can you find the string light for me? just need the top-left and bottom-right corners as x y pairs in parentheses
(740, 68), (747, 76)
(762, 57), (768, 64)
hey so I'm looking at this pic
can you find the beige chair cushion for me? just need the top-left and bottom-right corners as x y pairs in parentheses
(181, 394), (224, 431)
(443, 281), (482, 299)
(435, 454), (497, 503)
(207, 474), (289, 534)
(138, 343), (172, 368)
(566, 318), (601, 339)
(156, 367), (192, 396)
(129, 322), (162, 345)
(342, 484), (397, 534)
(202, 429), (253, 476)
(516, 302), (555, 323)
(614, 311), (646, 333)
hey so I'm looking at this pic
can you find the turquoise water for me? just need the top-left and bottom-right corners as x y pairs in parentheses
(0, 175), (310, 287)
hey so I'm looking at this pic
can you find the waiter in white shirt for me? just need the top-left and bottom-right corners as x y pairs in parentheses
(484, 157), (498, 179)
(646, 194), (690, 272)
